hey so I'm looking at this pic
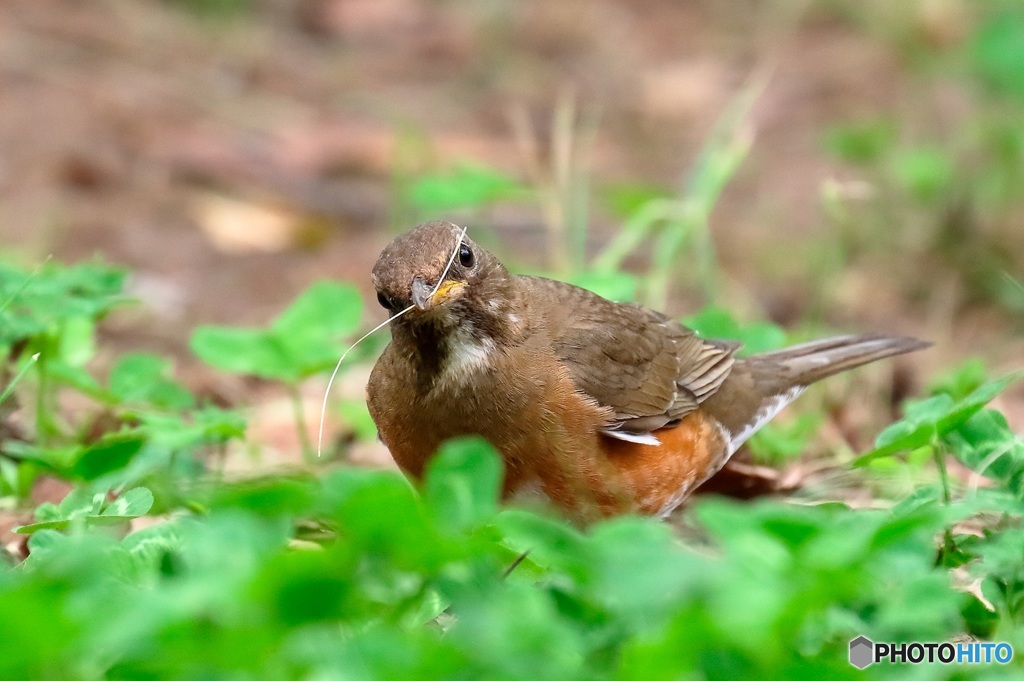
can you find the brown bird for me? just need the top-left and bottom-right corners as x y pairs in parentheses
(366, 221), (928, 521)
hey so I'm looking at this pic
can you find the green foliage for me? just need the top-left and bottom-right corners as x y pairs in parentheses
(0, 261), (116, 455)
(191, 282), (363, 384)
(948, 409), (1024, 497)
(0, 259), (126, 350)
(108, 353), (195, 410)
(0, 259), (129, 437)
(855, 372), (1021, 466)
(567, 270), (639, 302)
(3, 403), (243, 493)
(190, 281), (363, 458)
(823, 118), (896, 165)
(682, 306), (786, 356)
(425, 437), (502, 532)
(748, 412), (823, 466)
(890, 145), (955, 203)
(15, 486), (154, 535)
(0, 258), (245, 503)
(601, 182), (673, 220)
(971, 8), (1024, 101)
(3, 437), (1021, 680)
(848, 367), (1024, 640)
(929, 358), (990, 402)
(404, 163), (531, 217)
(169, 0), (251, 20)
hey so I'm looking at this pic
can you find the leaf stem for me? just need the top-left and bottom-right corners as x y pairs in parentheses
(0, 352), (39, 407)
(932, 438), (951, 505)
(289, 384), (314, 463)
(34, 348), (58, 443)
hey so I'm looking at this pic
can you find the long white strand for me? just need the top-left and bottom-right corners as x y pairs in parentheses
(316, 225), (468, 457)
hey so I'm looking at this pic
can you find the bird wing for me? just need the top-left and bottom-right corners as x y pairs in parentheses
(524, 277), (738, 436)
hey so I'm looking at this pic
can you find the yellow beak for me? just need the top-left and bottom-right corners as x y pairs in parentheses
(411, 277), (467, 310)
(429, 279), (466, 307)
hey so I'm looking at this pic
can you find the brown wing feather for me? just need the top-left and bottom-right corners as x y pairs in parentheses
(521, 276), (738, 434)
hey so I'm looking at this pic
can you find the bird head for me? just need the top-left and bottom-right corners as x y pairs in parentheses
(372, 222), (503, 311)
(370, 221), (515, 335)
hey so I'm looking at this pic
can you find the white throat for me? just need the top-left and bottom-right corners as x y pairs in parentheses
(436, 323), (495, 390)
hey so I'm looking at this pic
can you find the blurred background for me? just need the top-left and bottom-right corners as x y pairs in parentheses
(2, 0), (1022, 466)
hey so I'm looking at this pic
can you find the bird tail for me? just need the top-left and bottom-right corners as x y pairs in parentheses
(753, 333), (930, 387)
(705, 333), (928, 457)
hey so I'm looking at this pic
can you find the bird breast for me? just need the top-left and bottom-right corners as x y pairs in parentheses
(433, 322), (497, 393)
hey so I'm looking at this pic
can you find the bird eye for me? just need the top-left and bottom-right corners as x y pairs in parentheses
(458, 244), (474, 268)
(376, 292), (392, 310)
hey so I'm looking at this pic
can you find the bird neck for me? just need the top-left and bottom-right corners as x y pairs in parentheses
(388, 278), (528, 392)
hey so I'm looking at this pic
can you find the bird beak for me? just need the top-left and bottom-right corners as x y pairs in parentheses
(411, 276), (466, 311)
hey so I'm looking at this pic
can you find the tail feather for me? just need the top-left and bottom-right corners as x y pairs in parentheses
(706, 333), (930, 455)
(754, 333), (930, 387)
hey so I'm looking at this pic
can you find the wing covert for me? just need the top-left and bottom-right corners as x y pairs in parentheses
(524, 277), (738, 435)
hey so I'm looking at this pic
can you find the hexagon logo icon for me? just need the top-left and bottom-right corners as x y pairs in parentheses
(849, 636), (874, 669)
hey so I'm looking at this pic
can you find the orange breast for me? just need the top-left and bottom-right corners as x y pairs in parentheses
(598, 410), (730, 516)
(517, 404), (732, 520)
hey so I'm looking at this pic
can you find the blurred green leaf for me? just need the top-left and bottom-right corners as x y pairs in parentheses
(272, 281), (362, 347)
(191, 281), (363, 382)
(972, 10), (1024, 101)
(57, 316), (96, 366)
(891, 146), (954, 203)
(406, 163), (529, 214)
(174, 0), (251, 20)
(136, 406), (246, 450)
(209, 476), (316, 518)
(947, 409), (1024, 497)
(425, 437), (503, 532)
(58, 486), (106, 517)
(110, 352), (194, 409)
(0, 259), (127, 349)
(966, 525), (1024, 623)
(102, 487), (155, 517)
(567, 271), (638, 302)
(336, 397), (378, 442)
(823, 119), (895, 164)
(601, 183), (671, 220)
(46, 359), (107, 399)
(748, 412), (822, 466)
(190, 326), (292, 379)
(72, 434), (147, 481)
(890, 485), (943, 517)
(928, 357), (988, 401)
(855, 372), (1022, 466)
(15, 485), (153, 534)
(683, 307), (786, 356)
